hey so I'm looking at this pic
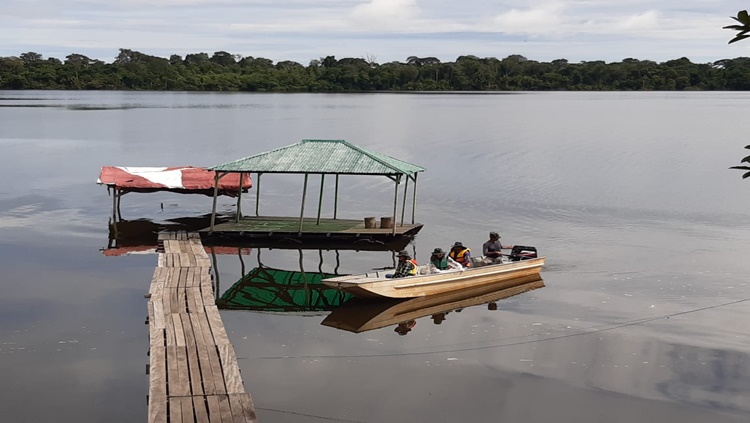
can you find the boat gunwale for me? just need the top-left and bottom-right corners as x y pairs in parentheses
(323, 256), (546, 288)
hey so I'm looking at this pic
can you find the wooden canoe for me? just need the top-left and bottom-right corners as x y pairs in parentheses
(322, 256), (545, 299)
(321, 275), (545, 333)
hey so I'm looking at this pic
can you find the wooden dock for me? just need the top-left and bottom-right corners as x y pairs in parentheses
(147, 231), (257, 423)
(202, 216), (423, 251)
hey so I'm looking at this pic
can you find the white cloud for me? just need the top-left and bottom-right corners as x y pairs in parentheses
(491, 2), (568, 34)
(350, 0), (421, 30)
(0, 0), (745, 64)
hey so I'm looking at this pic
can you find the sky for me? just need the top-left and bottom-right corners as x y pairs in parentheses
(2, 0), (750, 65)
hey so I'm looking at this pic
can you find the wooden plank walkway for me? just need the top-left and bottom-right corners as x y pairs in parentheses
(147, 231), (258, 423)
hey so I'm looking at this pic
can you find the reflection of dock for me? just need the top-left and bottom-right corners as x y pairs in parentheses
(102, 216), (253, 256)
(321, 275), (545, 334)
(146, 232), (257, 422)
(203, 216), (422, 250)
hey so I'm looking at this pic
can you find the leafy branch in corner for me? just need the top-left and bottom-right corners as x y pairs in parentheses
(730, 145), (750, 179)
(725, 10), (750, 44)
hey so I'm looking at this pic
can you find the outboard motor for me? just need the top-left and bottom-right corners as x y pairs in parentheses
(509, 245), (538, 261)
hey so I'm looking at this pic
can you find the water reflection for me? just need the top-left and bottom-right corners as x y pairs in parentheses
(321, 274), (545, 334)
(103, 214), (235, 255)
(214, 248), (359, 313)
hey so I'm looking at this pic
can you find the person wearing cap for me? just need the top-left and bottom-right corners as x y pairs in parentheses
(483, 232), (513, 264)
(394, 320), (416, 335)
(448, 241), (472, 268)
(429, 247), (463, 272)
(387, 250), (418, 278)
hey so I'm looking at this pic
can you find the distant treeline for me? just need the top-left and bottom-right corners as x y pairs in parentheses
(4, 49), (750, 91)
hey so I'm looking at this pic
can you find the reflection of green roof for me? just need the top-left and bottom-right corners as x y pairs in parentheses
(210, 139), (426, 176)
(217, 266), (352, 313)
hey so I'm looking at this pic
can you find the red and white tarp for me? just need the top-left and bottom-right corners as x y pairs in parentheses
(97, 166), (251, 194)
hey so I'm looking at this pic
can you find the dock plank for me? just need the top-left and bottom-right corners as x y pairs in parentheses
(148, 346), (167, 423)
(147, 233), (255, 423)
(228, 394), (258, 423)
(218, 344), (244, 395)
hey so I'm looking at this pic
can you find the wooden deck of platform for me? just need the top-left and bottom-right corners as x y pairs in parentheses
(147, 231), (257, 423)
(205, 216), (422, 235)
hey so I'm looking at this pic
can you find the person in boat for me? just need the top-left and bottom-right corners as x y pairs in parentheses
(395, 320), (416, 335)
(429, 247), (462, 272)
(386, 250), (418, 278)
(482, 232), (508, 264)
(448, 241), (472, 268)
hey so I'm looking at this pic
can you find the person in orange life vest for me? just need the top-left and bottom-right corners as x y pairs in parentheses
(448, 241), (471, 267)
(386, 250), (418, 278)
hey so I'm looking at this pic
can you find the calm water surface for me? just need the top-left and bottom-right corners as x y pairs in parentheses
(1, 91), (749, 422)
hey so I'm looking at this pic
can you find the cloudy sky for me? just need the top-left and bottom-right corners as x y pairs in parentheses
(2, 0), (749, 65)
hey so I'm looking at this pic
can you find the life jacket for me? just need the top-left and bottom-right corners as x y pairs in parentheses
(407, 258), (418, 276)
(396, 258), (418, 277)
(431, 256), (448, 270)
(449, 248), (471, 267)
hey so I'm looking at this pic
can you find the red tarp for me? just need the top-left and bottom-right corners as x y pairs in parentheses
(97, 166), (251, 194)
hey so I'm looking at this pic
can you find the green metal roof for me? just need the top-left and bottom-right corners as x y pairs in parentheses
(210, 139), (426, 175)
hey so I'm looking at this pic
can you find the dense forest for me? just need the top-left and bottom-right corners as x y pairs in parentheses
(4, 49), (750, 91)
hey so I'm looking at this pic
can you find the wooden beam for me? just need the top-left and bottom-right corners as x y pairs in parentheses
(400, 176), (409, 226)
(412, 172), (418, 224)
(236, 172), (244, 223)
(391, 174), (400, 236)
(333, 174), (339, 220)
(255, 172), (261, 217)
(210, 172), (221, 231)
(298, 174), (309, 234)
(316, 174), (325, 225)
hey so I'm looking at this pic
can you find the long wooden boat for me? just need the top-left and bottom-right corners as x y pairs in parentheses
(322, 256), (545, 299)
(321, 275), (544, 333)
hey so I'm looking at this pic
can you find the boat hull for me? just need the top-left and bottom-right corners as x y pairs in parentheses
(323, 257), (545, 299)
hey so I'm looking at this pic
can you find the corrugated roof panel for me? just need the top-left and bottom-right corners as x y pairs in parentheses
(210, 140), (425, 175)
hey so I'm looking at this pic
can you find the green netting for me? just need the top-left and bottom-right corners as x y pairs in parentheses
(217, 266), (352, 312)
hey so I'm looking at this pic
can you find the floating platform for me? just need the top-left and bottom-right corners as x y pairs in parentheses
(201, 216), (423, 251)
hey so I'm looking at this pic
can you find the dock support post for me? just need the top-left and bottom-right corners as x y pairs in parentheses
(316, 174), (325, 225)
(255, 172), (261, 217)
(299, 174), (309, 234)
(391, 174), (400, 236)
(210, 172), (221, 231)
(400, 177), (409, 227)
(411, 172), (418, 224)
(236, 172), (244, 223)
(333, 175), (339, 220)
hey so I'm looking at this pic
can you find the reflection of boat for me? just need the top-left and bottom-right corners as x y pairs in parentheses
(216, 266), (352, 314)
(321, 275), (544, 333)
(323, 248), (545, 298)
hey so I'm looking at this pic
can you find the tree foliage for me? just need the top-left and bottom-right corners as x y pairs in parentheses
(3, 49), (750, 92)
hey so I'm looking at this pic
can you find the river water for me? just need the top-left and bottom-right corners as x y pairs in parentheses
(1, 91), (749, 422)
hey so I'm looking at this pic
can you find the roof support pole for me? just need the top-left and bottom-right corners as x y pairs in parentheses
(236, 172), (244, 223)
(333, 175), (339, 220)
(210, 246), (219, 301)
(400, 176), (409, 227)
(316, 174), (325, 225)
(111, 187), (117, 223)
(391, 174), (401, 236)
(116, 190), (123, 222)
(255, 172), (261, 217)
(210, 172), (222, 232)
(299, 174), (309, 234)
(411, 172), (418, 224)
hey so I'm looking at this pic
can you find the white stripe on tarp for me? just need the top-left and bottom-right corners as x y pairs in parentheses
(118, 167), (185, 188)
